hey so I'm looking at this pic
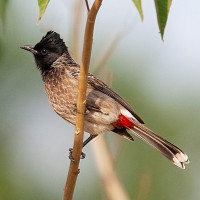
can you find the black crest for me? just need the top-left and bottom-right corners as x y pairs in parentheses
(32, 31), (67, 72)
(34, 31), (67, 53)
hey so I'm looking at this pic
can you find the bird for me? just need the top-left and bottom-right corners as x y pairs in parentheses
(21, 31), (189, 169)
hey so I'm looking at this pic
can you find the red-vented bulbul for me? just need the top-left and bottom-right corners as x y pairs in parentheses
(21, 31), (189, 169)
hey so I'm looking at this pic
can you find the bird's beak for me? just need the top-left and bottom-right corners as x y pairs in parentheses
(20, 45), (38, 55)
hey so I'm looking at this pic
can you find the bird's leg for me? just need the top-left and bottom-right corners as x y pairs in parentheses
(68, 135), (98, 161)
(68, 148), (86, 161)
(72, 103), (89, 115)
(73, 104), (101, 115)
(85, 105), (101, 112)
(83, 134), (98, 147)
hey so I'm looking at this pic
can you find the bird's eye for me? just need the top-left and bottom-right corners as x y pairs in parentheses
(41, 49), (47, 55)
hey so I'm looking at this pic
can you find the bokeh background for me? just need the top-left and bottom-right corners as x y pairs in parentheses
(0, 0), (199, 199)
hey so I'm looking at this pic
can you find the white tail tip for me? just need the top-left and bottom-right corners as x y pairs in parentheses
(173, 152), (189, 169)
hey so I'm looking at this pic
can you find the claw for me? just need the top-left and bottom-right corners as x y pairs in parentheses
(69, 148), (75, 162)
(73, 104), (89, 115)
(81, 152), (86, 159)
(68, 148), (86, 161)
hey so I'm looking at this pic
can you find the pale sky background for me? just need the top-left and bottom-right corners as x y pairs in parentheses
(1, 0), (200, 199)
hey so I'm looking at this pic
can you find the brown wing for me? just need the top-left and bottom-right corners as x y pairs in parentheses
(87, 73), (144, 124)
(67, 65), (144, 124)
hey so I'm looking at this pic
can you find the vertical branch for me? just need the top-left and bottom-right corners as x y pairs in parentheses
(62, 1), (103, 200)
(135, 171), (152, 200)
(92, 33), (121, 75)
(90, 71), (130, 200)
(85, 0), (90, 12)
(91, 136), (130, 200)
(71, 0), (84, 62)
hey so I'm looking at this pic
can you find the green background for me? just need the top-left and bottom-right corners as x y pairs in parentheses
(0, 0), (199, 199)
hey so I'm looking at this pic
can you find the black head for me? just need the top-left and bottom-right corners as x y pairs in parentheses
(21, 31), (67, 71)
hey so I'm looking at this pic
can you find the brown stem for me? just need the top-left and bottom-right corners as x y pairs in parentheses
(92, 33), (121, 75)
(62, 1), (103, 200)
(85, 0), (90, 12)
(71, 0), (84, 62)
(90, 72), (130, 200)
(91, 136), (130, 200)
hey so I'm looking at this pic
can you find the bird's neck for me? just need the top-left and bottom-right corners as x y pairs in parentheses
(54, 50), (77, 66)
(41, 50), (78, 80)
(63, 50), (77, 65)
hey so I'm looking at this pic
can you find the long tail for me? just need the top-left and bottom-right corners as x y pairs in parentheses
(128, 120), (189, 169)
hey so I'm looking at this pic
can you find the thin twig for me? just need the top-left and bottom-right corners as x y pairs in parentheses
(90, 29), (132, 199)
(85, 0), (90, 12)
(92, 33), (121, 75)
(93, 20), (137, 75)
(71, 0), (84, 62)
(91, 135), (130, 200)
(90, 71), (130, 200)
(62, 1), (103, 200)
(135, 171), (152, 200)
(111, 136), (125, 165)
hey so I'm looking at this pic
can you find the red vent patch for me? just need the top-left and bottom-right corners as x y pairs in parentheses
(112, 114), (134, 129)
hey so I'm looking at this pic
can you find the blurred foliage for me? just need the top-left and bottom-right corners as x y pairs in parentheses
(0, 0), (9, 24)
(0, 0), (8, 60)
(0, 38), (3, 60)
(0, 0), (199, 200)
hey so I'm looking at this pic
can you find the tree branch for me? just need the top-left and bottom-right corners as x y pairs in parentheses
(71, 0), (84, 62)
(91, 136), (130, 200)
(92, 33), (121, 75)
(62, 1), (103, 200)
(85, 0), (90, 12)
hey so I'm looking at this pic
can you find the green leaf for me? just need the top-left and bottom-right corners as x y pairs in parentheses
(0, 0), (9, 24)
(154, 0), (172, 40)
(37, 0), (50, 24)
(132, 0), (143, 21)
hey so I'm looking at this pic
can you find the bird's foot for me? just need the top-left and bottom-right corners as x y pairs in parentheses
(73, 104), (89, 115)
(68, 148), (86, 162)
(81, 151), (86, 159)
(69, 148), (75, 162)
